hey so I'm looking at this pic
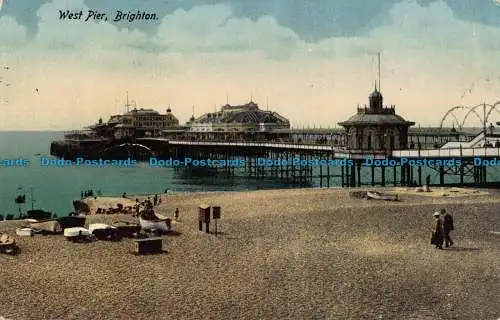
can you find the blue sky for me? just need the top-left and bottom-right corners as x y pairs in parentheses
(1, 0), (500, 129)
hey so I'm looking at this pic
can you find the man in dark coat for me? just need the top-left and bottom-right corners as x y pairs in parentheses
(432, 212), (444, 249)
(441, 209), (454, 247)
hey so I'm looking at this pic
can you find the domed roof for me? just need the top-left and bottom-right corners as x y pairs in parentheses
(167, 107), (172, 113)
(193, 102), (289, 125)
(339, 113), (412, 126)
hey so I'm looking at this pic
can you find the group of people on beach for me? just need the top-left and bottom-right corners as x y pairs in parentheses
(431, 208), (454, 249)
(81, 189), (101, 199)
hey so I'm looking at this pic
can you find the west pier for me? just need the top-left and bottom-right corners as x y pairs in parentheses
(50, 85), (500, 189)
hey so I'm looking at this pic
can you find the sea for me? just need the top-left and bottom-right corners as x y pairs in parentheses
(0, 131), (474, 217)
(0, 131), (300, 217)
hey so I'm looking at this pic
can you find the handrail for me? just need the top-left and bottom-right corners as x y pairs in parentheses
(151, 139), (500, 158)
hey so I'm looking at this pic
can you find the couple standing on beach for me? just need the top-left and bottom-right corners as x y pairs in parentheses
(431, 209), (454, 249)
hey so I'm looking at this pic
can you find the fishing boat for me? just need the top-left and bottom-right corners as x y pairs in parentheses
(88, 223), (120, 241)
(26, 209), (53, 220)
(57, 216), (86, 230)
(64, 227), (91, 242)
(16, 228), (34, 237)
(0, 233), (19, 255)
(112, 221), (141, 238)
(29, 219), (62, 234)
(16, 188), (53, 220)
(138, 209), (171, 233)
(366, 191), (398, 201)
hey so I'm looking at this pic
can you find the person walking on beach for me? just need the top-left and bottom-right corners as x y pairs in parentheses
(441, 209), (454, 247)
(431, 212), (444, 249)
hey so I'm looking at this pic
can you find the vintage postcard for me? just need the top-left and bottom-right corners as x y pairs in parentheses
(0, 0), (499, 319)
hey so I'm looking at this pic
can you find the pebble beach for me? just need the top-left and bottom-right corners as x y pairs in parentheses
(0, 188), (499, 320)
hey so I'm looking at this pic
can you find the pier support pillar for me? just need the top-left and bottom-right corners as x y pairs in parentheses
(350, 163), (356, 187)
(341, 165), (345, 187)
(439, 166), (445, 186)
(418, 166), (422, 186)
(459, 164), (464, 186)
(381, 167), (386, 187)
(371, 166), (375, 186)
(357, 161), (361, 187)
(393, 166), (397, 186)
(319, 165), (323, 188)
(400, 165), (406, 186)
(408, 166), (413, 186)
(326, 165), (330, 188)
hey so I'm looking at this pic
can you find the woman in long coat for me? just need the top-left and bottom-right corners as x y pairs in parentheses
(431, 212), (444, 249)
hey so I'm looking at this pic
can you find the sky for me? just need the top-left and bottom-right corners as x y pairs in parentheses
(1, 0), (500, 130)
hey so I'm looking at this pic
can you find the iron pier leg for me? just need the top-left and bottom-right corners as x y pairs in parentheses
(418, 166), (422, 186)
(341, 165), (345, 188)
(408, 165), (413, 186)
(401, 165), (406, 186)
(439, 166), (444, 186)
(350, 163), (356, 187)
(381, 166), (386, 187)
(326, 163), (330, 188)
(371, 165), (375, 186)
(393, 166), (397, 186)
(319, 164), (323, 188)
(357, 161), (361, 187)
(460, 164), (464, 186)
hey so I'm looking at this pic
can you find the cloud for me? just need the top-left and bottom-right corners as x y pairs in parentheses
(309, 1), (500, 57)
(154, 5), (301, 59)
(30, 0), (150, 51)
(0, 15), (27, 47)
(3, 0), (500, 129)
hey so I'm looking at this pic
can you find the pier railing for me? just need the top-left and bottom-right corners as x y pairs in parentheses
(393, 147), (500, 158)
(165, 139), (337, 151)
(149, 139), (500, 159)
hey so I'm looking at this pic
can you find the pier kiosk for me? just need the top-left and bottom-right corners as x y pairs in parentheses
(338, 83), (415, 187)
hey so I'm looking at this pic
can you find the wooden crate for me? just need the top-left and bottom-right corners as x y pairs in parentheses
(133, 237), (163, 255)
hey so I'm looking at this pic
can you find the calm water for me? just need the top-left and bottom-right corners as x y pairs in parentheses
(0, 132), (485, 217)
(0, 131), (298, 217)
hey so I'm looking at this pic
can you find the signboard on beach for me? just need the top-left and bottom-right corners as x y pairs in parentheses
(212, 206), (221, 219)
(199, 204), (210, 222)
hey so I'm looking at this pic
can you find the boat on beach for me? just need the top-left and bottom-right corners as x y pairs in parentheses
(112, 221), (141, 238)
(88, 223), (120, 241)
(138, 209), (171, 233)
(16, 228), (34, 237)
(29, 219), (62, 234)
(64, 227), (91, 242)
(57, 216), (86, 230)
(0, 233), (19, 255)
(26, 209), (53, 220)
(366, 191), (398, 201)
